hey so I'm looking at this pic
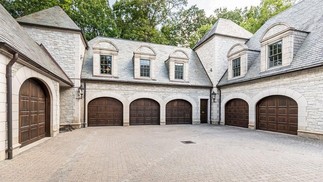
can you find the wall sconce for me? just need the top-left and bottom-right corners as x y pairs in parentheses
(211, 91), (216, 103)
(77, 85), (84, 99)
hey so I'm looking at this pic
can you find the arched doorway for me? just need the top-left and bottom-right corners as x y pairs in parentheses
(166, 99), (192, 125)
(225, 99), (249, 128)
(88, 97), (123, 126)
(19, 78), (50, 146)
(130, 99), (160, 125)
(257, 95), (298, 135)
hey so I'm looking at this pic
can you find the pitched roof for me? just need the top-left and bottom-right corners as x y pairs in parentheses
(218, 0), (323, 86)
(16, 6), (80, 31)
(82, 37), (212, 87)
(194, 18), (253, 49)
(0, 4), (73, 86)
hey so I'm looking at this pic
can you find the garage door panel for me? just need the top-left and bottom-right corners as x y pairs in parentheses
(257, 96), (298, 135)
(88, 97), (123, 126)
(225, 99), (249, 128)
(166, 100), (192, 125)
(130, 99), (160, 125)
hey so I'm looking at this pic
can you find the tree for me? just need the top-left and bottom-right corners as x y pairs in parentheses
(213, 7), (245, 25)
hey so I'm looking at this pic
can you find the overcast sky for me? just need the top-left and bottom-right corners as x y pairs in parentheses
(109, 0), (261, 16)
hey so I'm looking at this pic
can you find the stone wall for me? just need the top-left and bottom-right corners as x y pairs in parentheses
(82, 81), (211, 126)
(220, 66), (323, 139)
(0, 51), (60, 161)
(21, 25), (86, 127)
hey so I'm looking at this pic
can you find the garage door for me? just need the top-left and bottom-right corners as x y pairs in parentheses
(19, 79), (49, 146)
(130, 99), (160, 125)
(257, 96), (298, 135)
(225, 99), (249, 128)
(88, 97), (123, 126)
(166, 100), (192, 125)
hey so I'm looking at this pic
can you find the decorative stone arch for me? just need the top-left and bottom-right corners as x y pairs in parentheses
(12, 66), (59, 148)
(92, 40), (119, 52)
(85, 91), (128, 126)
(250, 88), (307, 130)
(227, 43), (248, 58)
(169, 50), (189, 60)
(221, 93), (252, 125)
(134, 45), (157, 56)
(260, 22), (293, 42)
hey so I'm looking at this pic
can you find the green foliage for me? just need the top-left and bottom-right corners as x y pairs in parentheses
(0, 0), (294, 47)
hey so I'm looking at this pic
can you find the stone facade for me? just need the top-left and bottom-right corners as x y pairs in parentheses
(83, 81), (211, 126)
(0, 50), (61, 160)
(220, 66), (323, 138)
(21, 25), (86, 128)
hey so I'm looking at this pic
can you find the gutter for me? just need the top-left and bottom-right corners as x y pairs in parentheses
(6, 52), (18, 160)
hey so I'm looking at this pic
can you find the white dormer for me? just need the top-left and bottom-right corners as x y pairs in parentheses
(165, 50), (189, 82)
(133, 45), (156, 80)
(260, 22), (308, 72)
(92, 40), (119, 77)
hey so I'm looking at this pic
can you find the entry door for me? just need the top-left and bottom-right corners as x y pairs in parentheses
(200, 99), (208, 123)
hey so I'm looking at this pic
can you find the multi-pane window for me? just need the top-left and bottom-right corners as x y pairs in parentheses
(268, 41), (282, 68)
(100, 55), (112, 74)
(232, 57), (241, 77)
(140, 59), (150, 77)
(175, 63), (184, 80)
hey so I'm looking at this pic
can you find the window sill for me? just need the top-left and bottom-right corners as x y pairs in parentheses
(93, 74), (119, 79)
(229, 75), (244, 80)
(134, 77), (157, 81)
(170, 79), (189, 83)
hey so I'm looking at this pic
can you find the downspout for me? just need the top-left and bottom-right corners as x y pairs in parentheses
(218, 88), (222, 125)
(209, 88), (212, 124)
(83, 82), (86, 128)
(6, 52), (18, 160)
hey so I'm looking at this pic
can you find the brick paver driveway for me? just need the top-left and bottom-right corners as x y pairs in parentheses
(1, 125), (323, 182)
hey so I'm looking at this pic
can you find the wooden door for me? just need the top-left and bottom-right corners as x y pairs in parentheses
(225, 99), (249, 128)
(88, 97), (123, 126)
(257, 96), (298, 135)
(130, 99), (160, 125)
(19, 79), (49, 146)
(200, 99), (208, 123)
(166, 100), (192, 125)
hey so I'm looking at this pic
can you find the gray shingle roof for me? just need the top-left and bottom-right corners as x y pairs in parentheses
(218, 0), (323, 86)
(16, 6), (80, 31)
(82, 37), (212, 87)
(0, 4), (73, 86)
(194, 18), (253, 49)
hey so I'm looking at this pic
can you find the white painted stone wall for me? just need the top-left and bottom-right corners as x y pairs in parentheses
(195, 35), (248, 124)
(220, 66), (323, 139)
(82, 82), (210, 126)
(0, 51), (60, 161)
(21, 25), (86, 127)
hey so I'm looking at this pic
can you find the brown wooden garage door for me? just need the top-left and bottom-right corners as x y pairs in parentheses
(257, 96), (298, 135)
(19, 79), (49, 146)
(88, 97), (123, 126)
(225, 99), (249, 128)
(130, 99), (160, 125)
(166, 100), (192, 125)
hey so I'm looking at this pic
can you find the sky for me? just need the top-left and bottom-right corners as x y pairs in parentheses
(108, 0), (261, 16)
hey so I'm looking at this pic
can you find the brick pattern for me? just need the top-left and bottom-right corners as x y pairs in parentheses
(0, 126), (322, 181)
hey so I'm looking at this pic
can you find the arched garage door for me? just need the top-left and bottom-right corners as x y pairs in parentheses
(225, 99), (249, 128)
(19, 78), (50, 146)
(88, 97), (123, 126)
(257, 95), (298, 135)
(130, 99), (160, 125)
(166, 99), (192, 125)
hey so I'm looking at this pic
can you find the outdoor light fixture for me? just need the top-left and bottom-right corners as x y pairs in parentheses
(211, 91), (216, 103)
(77, 85), (84, 99)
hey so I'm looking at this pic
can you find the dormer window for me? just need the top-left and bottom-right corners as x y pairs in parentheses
(260, 23), (309, 72)
(232, 58), (241, 77)
(268, 41), (282, 68)
(175, 63), (184, 80)
(100, 55), (112, 74)
(140, 59), (150, 77)
(133, 45), (156, 80)
(92, 40), (119, 77)
(166, 50), (189, 82)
